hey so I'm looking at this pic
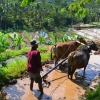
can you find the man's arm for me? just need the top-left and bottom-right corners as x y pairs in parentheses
(36, 51), (43, 71)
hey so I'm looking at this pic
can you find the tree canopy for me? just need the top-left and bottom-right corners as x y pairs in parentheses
(21, 0), (100, 18)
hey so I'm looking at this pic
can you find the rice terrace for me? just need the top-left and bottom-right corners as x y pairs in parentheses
(0, 0), (100, 100)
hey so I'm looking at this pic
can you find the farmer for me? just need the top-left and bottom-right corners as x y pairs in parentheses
(27, 39), (44, 94)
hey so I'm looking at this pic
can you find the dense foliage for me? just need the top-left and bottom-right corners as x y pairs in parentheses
(0, 0), (100, 31)
(21, 0), (100, 19)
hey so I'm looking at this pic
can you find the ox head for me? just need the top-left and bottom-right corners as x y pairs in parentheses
(87, 41), (98, 51)
(77, 36), (87, 44)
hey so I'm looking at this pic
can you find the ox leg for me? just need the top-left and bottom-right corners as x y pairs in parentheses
(68, 66), (71, 79)
(71, 68), (76, 80)
(83, 66), (86, 77)
(54, 58), (57, 65)
(55, 61), (58, 66)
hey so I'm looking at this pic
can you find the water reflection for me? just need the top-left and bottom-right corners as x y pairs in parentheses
(76, 29), (100, 40)
(33, 90), (52, 100)
(33, 31), (48, 40)
(0, 56), (27, 67)
(3, 85), (25, 100)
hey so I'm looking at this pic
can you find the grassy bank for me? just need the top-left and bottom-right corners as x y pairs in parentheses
(0, 45), (51, 86)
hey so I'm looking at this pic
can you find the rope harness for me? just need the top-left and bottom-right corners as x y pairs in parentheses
(42, 37), (86, 87)
(55, 40), (85, 64)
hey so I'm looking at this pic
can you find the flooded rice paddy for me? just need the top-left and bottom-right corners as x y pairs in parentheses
(1, 28), (100, 100)
(1, 54), (100, 100)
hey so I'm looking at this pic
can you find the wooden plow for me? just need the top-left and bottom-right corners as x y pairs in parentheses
(42, 57), (68, 87)
(41, 36), (87, 87)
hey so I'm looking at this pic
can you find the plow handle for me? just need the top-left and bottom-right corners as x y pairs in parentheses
(42, 57), (68, 78)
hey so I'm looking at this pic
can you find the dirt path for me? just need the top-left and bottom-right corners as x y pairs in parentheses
(2, 54), (100, 100)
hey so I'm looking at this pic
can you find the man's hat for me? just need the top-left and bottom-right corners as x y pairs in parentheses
(30, 39), (38, 47)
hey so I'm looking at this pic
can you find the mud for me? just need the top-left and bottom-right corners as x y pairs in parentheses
(1, 53), (100, 100)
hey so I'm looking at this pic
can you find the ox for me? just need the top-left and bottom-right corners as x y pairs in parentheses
(51, 36), (87, 65)
(68, 41), (98, 80)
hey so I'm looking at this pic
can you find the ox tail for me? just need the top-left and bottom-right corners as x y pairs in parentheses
(50, 44), (56, 60)
(50, 45), (54, 59)
(68, 52), (76, 65)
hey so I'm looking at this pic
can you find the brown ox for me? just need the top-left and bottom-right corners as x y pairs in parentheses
(51, 37), (87, 64)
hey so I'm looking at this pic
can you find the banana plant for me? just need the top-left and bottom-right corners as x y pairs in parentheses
(8, 33), (26, 50)
(0, 32), (10, 53)
(61, 34), (69, 42)
(15, 34), (27, 50)
(37, 35), (46, 45)
(49, 32), (58, 44)
(70, 32), (78, 40)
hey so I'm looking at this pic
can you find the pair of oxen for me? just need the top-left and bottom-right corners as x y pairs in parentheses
(50, 37), (98, 80)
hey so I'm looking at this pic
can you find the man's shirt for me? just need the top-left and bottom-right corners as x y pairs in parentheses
(27, 49), (42, 73)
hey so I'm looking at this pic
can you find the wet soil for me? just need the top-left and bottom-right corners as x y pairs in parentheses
(1, 70), (85, 100)
(1, 29), (100, 100)
(0, 60), (86, 100)
(1, 54), (100, 100)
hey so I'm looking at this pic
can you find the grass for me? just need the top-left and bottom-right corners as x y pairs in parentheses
(85, 84), (100, 100)
(0, 47), (30, 59)
(1, 56), (26, 78)
(0, 45), (51, 86)
(0, 45), (50, 60)
(41, 53), (51, 62)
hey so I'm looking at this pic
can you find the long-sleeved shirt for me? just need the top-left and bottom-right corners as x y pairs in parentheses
(27, 49), (42, 74)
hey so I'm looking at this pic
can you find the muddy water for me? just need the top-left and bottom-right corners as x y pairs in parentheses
(1, 55), (100, 100)
(50, 70), (85, 100)
(1, 67), (85, 100)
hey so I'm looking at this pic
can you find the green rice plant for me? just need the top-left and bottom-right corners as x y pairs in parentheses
(0, 45), (49, 63)
(23, 30), (32, 40)
(0, 56), (27, 85)
(70, 32), (78, 40)
(0, 69), (9, 85)
(44, 40), (52, 45)
(61, 34), (69, 42)
(37, 35), (46, 45)
(0, 47), (30, 60)
(2, 56), (27, 78)
(0, 32), (10, 53)
(49, 32), (58, 44)
(41, 52), (51, 62)
(64, 31), (78, 41)
(0, 55), (7, 67)
(38, 45), (48, 52)
(0, 45), (51, 86)
(85, 84), (100, 100)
